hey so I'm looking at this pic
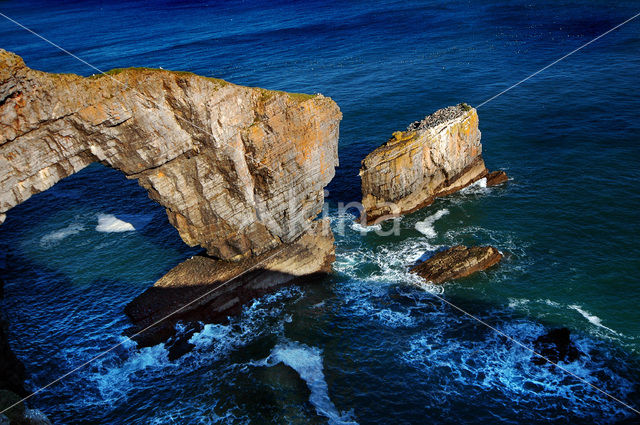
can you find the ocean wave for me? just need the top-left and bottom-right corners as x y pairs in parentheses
(459, 177), (487, 194)
(569, 304), (621, 336)
(96, 214), (135, 232)
(351, 222), (382, 233)
(254, 341), (358, 425)
(87, 337), (171, 402)
(507, 298), (623, 339)
(414, 208), (449, 238)
(402, 317), (634, 422)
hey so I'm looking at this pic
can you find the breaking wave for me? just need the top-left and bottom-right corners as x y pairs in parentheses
(254, 341), (358, 424)
(414, 208), (449, 238)
(96, 214), (135, 232)
(569, 304), (621, 336)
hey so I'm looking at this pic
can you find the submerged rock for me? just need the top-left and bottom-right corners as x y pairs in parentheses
(410, 245), (502, 284)
(0, 49), (341, 260)
(125, 220), (335, 346)
(532, 328), (582, 365)
(0, 320), (51, 424)
(359, 104), (505, 222)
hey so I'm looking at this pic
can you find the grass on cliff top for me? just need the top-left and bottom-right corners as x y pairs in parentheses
(91, 67), (316, 102)
(90, 67), (228, 86)
(257, 87), (316, 103)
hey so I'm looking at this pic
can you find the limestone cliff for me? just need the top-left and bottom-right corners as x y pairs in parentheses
(0, 49), (341, 260)
(360, 104), (504, 222)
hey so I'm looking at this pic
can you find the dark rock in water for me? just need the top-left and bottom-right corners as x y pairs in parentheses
(0, 323), (26, 397)
(486, 170), (509, 186)
(0, 283), (27, 398)
(0, 390), (24, 424)
(165, 322), (204, 361)
(410, 245), (503, 284)
(532, 328), (582, 365)
(0, 389), (51, 425)
(0, 277), (51, 425)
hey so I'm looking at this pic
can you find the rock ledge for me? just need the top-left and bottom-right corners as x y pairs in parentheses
(410, 245), (502, 284)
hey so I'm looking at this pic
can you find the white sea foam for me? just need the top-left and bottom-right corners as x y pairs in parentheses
(280, 343), (357, 424)
(96, 214), (135, 232)
(414, 208), (449, 238)
(460, 177), (487, 194)
(92, 338), (170, 400)
(40, 223), (85, 246)
(569, 305), (620, 335)
(351, 222), (382, 233)
(257, 341), (357, 425)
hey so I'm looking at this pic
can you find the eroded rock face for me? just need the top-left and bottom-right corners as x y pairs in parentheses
(410, 245), (502, 284)
(0, 49), (341, 260)
(360, 104), (499, 222)
(125, 219), (335, 347)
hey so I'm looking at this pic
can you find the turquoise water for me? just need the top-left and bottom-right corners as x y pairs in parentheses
(1, 0), (640, 423)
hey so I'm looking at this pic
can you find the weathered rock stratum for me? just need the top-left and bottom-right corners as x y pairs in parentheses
(0, 49), (341, 260)
(410, 245), (502, 284)
(360, 104), (506, 222)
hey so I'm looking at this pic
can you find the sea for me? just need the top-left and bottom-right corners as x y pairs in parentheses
(1, 0), (639, 423)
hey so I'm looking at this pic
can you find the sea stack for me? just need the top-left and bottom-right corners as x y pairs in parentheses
(0, 49), (341, 344)
(359, 104), (507, 223)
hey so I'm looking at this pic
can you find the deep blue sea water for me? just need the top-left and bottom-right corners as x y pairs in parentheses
(1, 0), (640, 423)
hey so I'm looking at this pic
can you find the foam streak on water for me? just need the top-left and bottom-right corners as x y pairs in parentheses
(414, 208), (449, 238)
(569, 305), (621, 336)
(39, 223), (85, 246)
(256, 341), (358, 425)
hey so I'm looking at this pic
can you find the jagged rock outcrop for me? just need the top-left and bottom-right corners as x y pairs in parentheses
(532, 328), (582, 365)
(486, 170), (508, 187)
(125, 219), (334, 346)
(0, 276), (52, 425)
(0, 49), (341, 260)
(359, 104), (506, 222)
(410, 245), (502, 284)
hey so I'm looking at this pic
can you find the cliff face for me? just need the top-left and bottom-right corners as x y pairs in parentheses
(0, 49), (341, 260)
(360, 104), (488, 222)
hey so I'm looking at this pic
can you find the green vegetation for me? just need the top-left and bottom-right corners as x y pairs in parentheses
(86, 67), (313, 101)
(89, 67), (229, 87)
(257, 87), (316, 103)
